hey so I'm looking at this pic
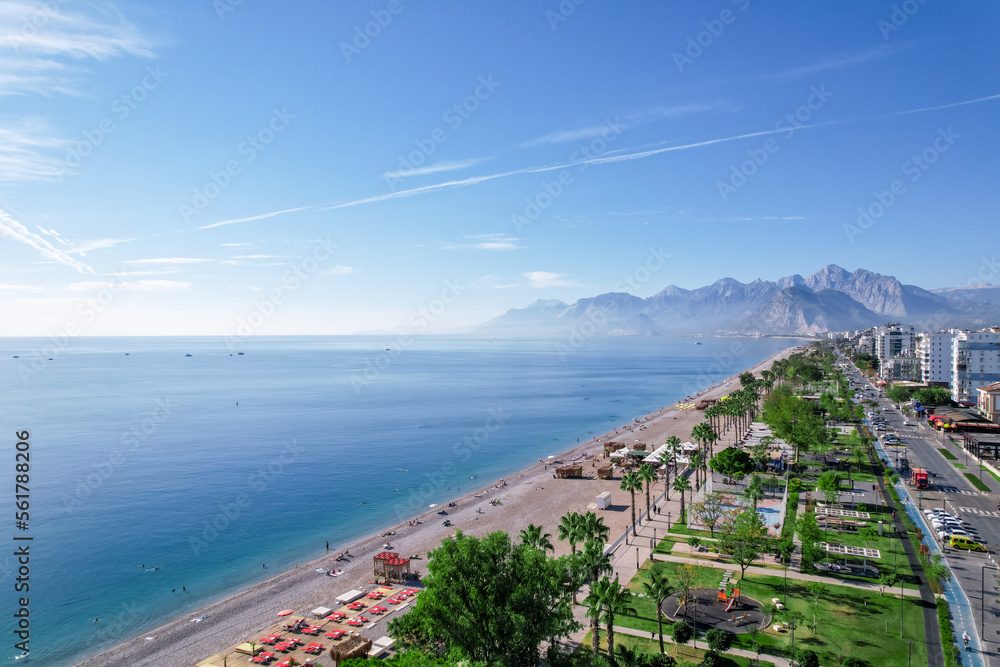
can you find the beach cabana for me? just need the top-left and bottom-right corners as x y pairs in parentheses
(329, 635), (373, 665)
(555, 465), (582, 478)
(596, 465), (614, 479)
(373, 551), (411, 582)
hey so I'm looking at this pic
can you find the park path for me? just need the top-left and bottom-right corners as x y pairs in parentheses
(613, 624), (793, 667)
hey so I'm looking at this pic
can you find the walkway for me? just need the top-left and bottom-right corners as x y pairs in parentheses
(614, 624), (793, 666)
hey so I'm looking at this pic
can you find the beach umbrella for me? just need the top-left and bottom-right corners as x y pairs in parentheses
(277, 609), (294, 617)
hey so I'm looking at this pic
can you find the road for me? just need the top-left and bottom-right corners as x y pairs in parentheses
(848, 366), (1000, 665)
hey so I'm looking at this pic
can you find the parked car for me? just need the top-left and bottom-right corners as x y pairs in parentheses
(939, 529), (973, 540)
(950, 535), (987, 552)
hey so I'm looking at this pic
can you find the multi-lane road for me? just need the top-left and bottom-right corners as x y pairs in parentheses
(846, 364), (1000, 663)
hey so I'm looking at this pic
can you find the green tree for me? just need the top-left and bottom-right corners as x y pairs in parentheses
(662, 436), (682, 499)
(720, 507), (767, 577)
(796, 510), (822, 564)
(878, 572), (898, 597)
(858, 525), (878, 571)
(799, 649), (820, 667)
(620, 471), (643, 537)
(580, 511), (611, 546)
(761, 386), (829, 464)
(519, 524), (553, 553)
(705, 628), (733, 653)
(817, 470), (843, 505)
(886, 385), (913, 404)
(692, 422), (719, 459)
(690, 492), (731, 537)
(806, 581), (827, 634)
(913, 387), (952, 405)
(642, 565), (673, 655)
(742, 473), (765, 510)
(689, 452), (705, 490)
(388, 530), (579, 666)
(786, 610), (806, 663)
(670, 620), (693, 655)
(673, 475), (691, 524)
(709, 448), (754, 483)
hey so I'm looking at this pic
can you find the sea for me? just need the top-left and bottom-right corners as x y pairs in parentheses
(0, 335), (797, 665)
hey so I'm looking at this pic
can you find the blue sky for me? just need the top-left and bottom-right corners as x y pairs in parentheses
(1, 1), (998, 335)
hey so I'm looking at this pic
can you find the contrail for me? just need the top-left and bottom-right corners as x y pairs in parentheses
(200, 92), (1000, 230)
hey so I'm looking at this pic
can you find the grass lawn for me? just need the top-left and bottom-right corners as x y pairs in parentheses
(954, 463), (967, 470)
(938, 448), (957, 461)
(621, 561), (928, 666)
(964, 473), (991, 492)
(587, 632), (777, 667)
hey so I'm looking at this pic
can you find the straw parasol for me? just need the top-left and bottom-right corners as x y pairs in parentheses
(328, 635), (373, 665)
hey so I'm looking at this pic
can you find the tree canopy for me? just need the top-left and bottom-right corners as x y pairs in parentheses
(388, 530), (579, 666)
(709, 448), (754, 482)
(761, 386), (828, 464)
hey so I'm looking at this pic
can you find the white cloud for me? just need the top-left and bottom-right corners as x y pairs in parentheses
(116, 268), (182, 276)
(442, 233), (522, 251)
(325, 265), (354, 275)
(523, 271), (575, 288)
(230, 254), (283, 259)
(384, 158), (487, 180)
(0, 284), (43, 292)
(0, 3), (155, 62)
(67, 280), (191, 292)
(220, 242), (252, 247)
(66, 237), (136, 254)
(122, 257), (214, 265)
(0, 209), (93, 273)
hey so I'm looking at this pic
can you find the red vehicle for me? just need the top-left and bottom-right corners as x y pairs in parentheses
(909, 468), (929, 489)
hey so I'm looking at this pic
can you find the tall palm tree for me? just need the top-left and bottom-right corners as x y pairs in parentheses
(557, 512), (584, 554)
(620, 472), (643, 538)
(518, 523), (553, 552)
(691, 422), (718, 459)
(582, 579), (605, 656)
(600, 576), (636, 661)
(688, 452), (704, 490)
(579, 538), (613, 584)
(642, 566), (673, 655)
(638, 462), (657, 521)
(673, 474), (691, 524)
(661, 435), (682, 500)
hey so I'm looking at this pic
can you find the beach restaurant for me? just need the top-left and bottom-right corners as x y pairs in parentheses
(373, 551), (411, 583)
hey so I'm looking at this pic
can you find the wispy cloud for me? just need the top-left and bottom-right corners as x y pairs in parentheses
(765, 46), (904, 81)
(0, 119), (70, 181)
(325, 265), (355, 275)
(442, 233), (523, 251)
(230, 254), (284, 259)
(122, 257), (214, 265)
(67, 280), (191, 292)
(523, 271), (576, 288)
(0, 283), (43, 292)
(116, 268), (183, 276)
(201, 93), (1000, 230)
(0, 209), (93, 273)
(383, 158), (488, 180)
(66, 237), (136, 255)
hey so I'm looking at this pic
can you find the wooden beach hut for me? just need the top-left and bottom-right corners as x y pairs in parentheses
(329, 635), (373, 665)
(597, 465), (614, 479)
(555, 465), (583, 479)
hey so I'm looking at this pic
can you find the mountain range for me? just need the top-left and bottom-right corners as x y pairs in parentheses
(472, 265), (1000, 336)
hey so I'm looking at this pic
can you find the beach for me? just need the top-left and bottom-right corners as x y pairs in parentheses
(81, 343), (803, 667)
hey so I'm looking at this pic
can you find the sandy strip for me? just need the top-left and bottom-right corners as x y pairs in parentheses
(80, 343), (804, 667)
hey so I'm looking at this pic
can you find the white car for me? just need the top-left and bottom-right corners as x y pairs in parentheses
(940, 529), (973, 540)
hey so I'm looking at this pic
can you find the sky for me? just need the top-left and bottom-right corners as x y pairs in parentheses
(1, 1), (998, 336)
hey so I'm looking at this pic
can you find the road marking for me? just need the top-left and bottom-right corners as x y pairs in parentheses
(955, 507), (1000, 517)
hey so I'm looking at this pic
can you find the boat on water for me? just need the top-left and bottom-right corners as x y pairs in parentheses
(694, 341), (702, 345)
(185, 354), (193, 357)
(238, 352), (245, 355)
(12, 355), (18, 358)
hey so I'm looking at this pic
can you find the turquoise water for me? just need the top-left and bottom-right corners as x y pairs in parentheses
(0, 335), (795, 664)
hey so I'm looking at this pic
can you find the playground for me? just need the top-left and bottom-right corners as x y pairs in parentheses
(661, 573), (767, 634)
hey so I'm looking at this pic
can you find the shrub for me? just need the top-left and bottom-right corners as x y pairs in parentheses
(799, 650), (820, 667)
(671, 620), (693, 645)
(787, 492), (799, 507)
(788, 478), (803, 492)
(705, 628), (733, 653)
(648, 656), (677, 667)
(842, 658), (869, 667)
(700, 651), (723, 667)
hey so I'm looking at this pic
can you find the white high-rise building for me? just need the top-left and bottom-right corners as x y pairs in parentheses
(952, 329), (1000, 404)
(917, 331), (960, 385)
(875, 324), (916, 380)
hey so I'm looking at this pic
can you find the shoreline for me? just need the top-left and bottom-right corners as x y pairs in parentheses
(81, 343), (805, 667)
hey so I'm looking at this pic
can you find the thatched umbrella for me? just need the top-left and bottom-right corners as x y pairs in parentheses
(328, 635), (373, 665)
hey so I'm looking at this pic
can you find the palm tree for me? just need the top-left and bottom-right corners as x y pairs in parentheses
(519, 523), (553, 552)
(673, 475), (691, 524)
(620, 472), (643, 538)
(595, 576), (635, 662)
(661, 435), (682, 500)
(642, 566), (673, 655)
(688, 452), (704, 490)
(582, 581), (604, 656)
(638, 462), (657, 521)
(557, 512), (584, 554)
(581, 511), (610, 545)
(743, 473), (764, 510)
(579, 538), (613, 587)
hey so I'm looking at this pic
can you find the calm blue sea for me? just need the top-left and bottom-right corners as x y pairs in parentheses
(0, 335), (795, 665)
